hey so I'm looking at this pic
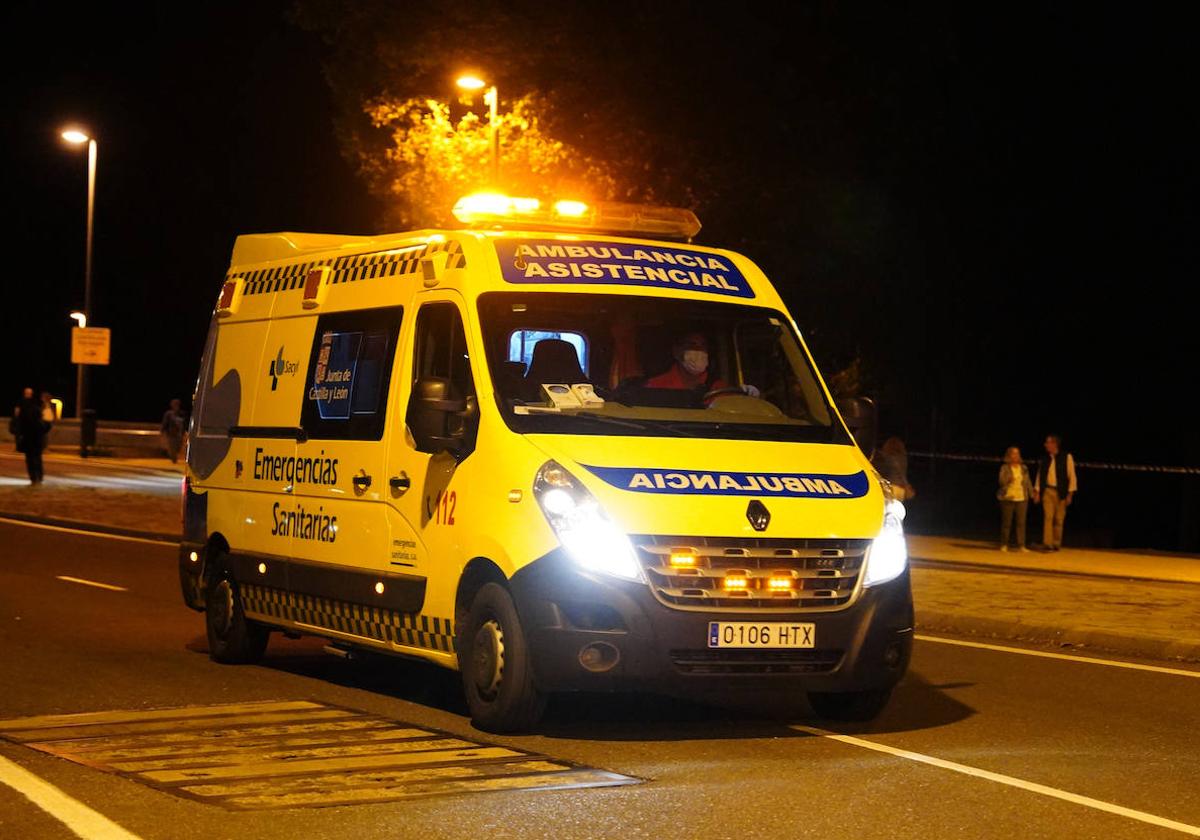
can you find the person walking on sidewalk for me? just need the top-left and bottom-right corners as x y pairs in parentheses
(160, 398), (187, 463)
(1033, 434), (1077, 551)
(12, 387), (48, 484)
(997, 446), (1033, 552)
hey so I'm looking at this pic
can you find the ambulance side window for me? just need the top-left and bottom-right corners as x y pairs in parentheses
(407, 302), (478, 455)
(299, 306), (403, 441)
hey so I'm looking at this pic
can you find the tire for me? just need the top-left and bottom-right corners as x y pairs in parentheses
(205, 567), (269, 664)
(459, 582), (546, 733)
(807, 688), (893, 722)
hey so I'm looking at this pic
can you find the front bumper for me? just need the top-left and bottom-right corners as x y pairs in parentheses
(509, 548), (913, 696)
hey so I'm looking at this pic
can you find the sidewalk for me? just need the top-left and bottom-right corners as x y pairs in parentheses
(2, 449), (1198, 662)
(0, 449), (182, 538)
(903, 535), (1200, 662)
(907, 534), (1200, 585)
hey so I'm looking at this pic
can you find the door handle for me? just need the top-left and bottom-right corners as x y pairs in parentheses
(389, 474), (411, 494)
(352, 472), (372, 493)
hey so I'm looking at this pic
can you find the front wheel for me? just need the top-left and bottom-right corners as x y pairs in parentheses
(459, 582), (546, 733)
(807, 688), (893, 722)
(205, 569), (269, 664)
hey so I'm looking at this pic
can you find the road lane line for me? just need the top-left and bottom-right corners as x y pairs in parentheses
(55, 576), (129, 593)
(0, 754), (143, 840)
(916, 633), (1200, 678)
(793, 725), (1200, 836)
(0, 516), (175, 546)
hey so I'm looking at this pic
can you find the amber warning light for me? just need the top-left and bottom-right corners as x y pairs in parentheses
(216, 277), (243, 317)
(452, 193), (701, 240)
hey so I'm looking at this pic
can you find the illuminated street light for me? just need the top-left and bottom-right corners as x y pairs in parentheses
(60, 127), (97, 427)
(69, 311), (87, 328)
(456, 74), (499, 183)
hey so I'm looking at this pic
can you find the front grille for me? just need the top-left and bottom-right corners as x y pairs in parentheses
(670, 648), (844, 675)
(632, 535), (868, 612)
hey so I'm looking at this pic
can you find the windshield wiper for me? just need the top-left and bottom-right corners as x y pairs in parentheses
(564, 411), (659, 432)
(662, 421), (815, 441)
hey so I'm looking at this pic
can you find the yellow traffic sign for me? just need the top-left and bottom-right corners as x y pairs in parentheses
(71, 326), (110, 365)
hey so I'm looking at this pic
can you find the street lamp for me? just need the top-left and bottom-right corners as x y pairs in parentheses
(61, 127), (97, 424)
(69, 311), (87, 328)
(456, 75), (499, 183)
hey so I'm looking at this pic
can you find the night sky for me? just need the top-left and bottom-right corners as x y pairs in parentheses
(4, 4), (1195, 494)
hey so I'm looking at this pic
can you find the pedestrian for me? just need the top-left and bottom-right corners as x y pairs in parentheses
(873, 436), (916, 502)
(13, 387), (48, 484)
(1033, 433), (1077, 551)
(996, 446), (1033, 552)
(160, 398), (187, 463)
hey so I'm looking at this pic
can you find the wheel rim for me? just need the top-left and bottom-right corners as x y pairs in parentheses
(209, 579), (234, 639)
(471, 618), (505, 700)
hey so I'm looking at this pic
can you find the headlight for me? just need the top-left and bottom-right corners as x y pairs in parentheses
(533, 461), (642, 581)
(863, 497), (907, 587)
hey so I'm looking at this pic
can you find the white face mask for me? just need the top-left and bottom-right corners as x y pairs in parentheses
(681, 349), (709, 375)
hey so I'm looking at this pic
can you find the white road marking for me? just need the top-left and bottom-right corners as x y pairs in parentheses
(0, 754), (143, 840)
(793, 725), (1200, 836)
(916, 633), (1200, 678)
(56, 576), (128, 593)
(0, 516), (175, 546)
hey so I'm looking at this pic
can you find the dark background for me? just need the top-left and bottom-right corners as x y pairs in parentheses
(3, 2), (1196, 548)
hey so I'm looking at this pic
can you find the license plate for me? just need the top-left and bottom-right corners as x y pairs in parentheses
(707, 622), (815, 649)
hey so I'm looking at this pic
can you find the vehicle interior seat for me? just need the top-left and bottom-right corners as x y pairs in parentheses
(522, 339), (587, 402)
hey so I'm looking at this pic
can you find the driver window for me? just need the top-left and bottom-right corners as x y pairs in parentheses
(407, 302), (478, 454)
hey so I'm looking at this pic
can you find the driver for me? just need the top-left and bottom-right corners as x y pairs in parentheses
(645, 332), (759, 397)
(646, 332), (726, 391)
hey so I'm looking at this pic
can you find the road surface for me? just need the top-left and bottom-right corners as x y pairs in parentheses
(1, 518), (1198, 839)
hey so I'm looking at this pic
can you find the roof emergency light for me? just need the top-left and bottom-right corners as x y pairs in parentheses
(452, 192), (701, 240)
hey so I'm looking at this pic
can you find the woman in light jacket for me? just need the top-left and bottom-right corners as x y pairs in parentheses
(997, 446), (1034, 551)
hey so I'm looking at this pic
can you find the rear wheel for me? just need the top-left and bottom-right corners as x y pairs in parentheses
(807, 688), (893, 722)
(460, 582), (546, 733)
(205, 568), (269, 664)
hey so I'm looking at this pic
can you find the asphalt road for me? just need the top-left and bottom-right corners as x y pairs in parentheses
(2, 519), (1198, 840)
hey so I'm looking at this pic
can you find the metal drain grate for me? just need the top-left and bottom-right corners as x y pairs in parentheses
(0, 700), (638, 810)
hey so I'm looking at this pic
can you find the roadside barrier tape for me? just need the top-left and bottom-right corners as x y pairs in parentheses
(908, 451), (1200, 476)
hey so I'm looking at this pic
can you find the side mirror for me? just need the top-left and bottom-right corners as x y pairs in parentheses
(836, 396), (877, 459)
(408, 377), (474, 456)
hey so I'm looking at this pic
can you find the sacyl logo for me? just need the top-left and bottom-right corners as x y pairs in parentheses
(268, 346), (299, 391)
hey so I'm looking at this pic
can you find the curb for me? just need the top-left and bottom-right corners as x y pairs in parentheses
(0, 512), (178, 545)
(910, 556), (1200, 586)
(916, 609), (1200, 664)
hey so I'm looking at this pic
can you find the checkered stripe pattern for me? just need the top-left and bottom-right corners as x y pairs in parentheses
(241, 583), (456, 653)
(234, 240), (466, 296)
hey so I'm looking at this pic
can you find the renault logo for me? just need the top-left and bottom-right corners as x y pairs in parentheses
(746, 499), (770, 532)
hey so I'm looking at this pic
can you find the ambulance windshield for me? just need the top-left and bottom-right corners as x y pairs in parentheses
(478, 292), (841, 442)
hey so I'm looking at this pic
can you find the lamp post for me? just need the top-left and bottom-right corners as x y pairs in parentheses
(456, 75), (499, 183)
(61, 128), (96, 424)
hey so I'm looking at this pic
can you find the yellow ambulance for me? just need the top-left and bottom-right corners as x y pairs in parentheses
(179, 194), (912, 732)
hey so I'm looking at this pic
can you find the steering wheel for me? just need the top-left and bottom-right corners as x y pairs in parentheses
(703, 386), (750, 401)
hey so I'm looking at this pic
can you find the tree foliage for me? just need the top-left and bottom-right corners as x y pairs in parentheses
(360, 93), (616, 228)
(291, 0), (710, 231)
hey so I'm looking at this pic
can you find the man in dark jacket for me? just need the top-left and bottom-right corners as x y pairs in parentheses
(13, 387), (47, 484)
(1033, 434), (1077, 551)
